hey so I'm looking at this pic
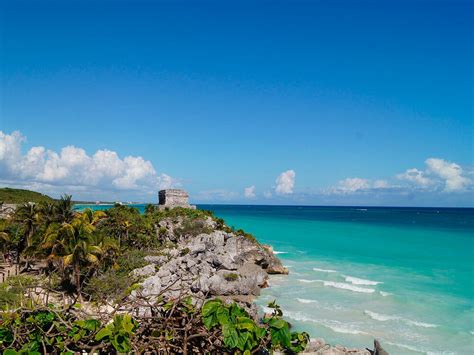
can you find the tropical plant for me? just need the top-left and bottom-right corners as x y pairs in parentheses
(41, 211), (112, 298)
(55, 194), (75, 224)
(202, 299), (309, 353)
(14, 203), (39, 266)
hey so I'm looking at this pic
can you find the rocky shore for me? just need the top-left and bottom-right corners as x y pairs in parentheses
(129, 214), (385, 354)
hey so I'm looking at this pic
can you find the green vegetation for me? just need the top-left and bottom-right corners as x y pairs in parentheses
(202, 298), (309, 353)
(0, 298), (308, 354)
(0, 188), (54, 204)
(0, 193), (310, 353)
(224, 272), (239, 282)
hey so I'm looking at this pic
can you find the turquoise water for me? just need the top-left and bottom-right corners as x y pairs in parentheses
(76, 204), (474, 354)
(202, 205), (474, 355)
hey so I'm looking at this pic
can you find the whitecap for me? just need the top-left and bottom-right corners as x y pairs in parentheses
(345, 276), (382, 286)
(364, 310), (438, 328)
(326, 324), (368, 335)
(273, 251), (288, 255)
(298, 279), (319, 283)
(313, 267), (337, 273)
(297, 298), (318, 304)
(405, 319), (438, 328)
(364, 310), (399, 321)
(283, 310), (368, 335)
(384, 341), (427, 354)
(379, 291), (392, 297)
(321, 281), (375, 293)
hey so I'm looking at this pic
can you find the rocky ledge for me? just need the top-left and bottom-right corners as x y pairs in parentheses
(131, 218), (287, 302)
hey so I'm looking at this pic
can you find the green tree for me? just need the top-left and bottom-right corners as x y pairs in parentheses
(14, 203), (39, 266)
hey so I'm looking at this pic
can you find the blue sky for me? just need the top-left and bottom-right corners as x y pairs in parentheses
(0, 0), (473, 206)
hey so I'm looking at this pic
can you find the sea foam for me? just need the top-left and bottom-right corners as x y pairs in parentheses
(313, 267), (337, 273)
(345, 276), (382, 285)
(364, 310), (438, 328)
(298, 279), (319, 283)
(297, 298), (318, 304)
(283, 310), (368, 335)
(322, 281), (375, 293)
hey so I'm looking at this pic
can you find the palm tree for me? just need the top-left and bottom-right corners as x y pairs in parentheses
(55, 194), (75, 224)
(0, 229), (11, 262)
(38, 201), (57, 227)
(14, 203), (39, 266)
(42, 211), (111, 299)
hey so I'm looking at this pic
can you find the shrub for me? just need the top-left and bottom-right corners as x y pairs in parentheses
(223, 273), (239, 282)
(201, 299), (309, 353)
(83, 269), (136, 303)
(175, 219), (212, 238)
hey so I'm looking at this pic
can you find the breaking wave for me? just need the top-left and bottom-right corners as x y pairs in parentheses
(313, 267), (337, 273)
(345, 276), (382, 286)
(364, 310), (438, 328)
(321, 281), (375, 293)
(284, 310), (368, 335)
(296, 298), (318, 304)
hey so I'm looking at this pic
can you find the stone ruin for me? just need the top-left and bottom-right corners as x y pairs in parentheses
(158, 189), (196, 210)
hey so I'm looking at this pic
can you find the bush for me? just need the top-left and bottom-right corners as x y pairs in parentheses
(175, 219), (212, 238)
(115, 249), (148, 275)
(83, 269), (137, 303)
(223, 273), (239, 282)
(202, 299), (309, 353)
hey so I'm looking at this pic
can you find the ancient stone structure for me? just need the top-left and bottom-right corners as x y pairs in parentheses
(158, 189), (196, 210)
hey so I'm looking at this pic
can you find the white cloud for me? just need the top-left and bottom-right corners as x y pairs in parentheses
(263, 191), (273, 198)
(397, 158), (471, 192)
(0, 130), (178, 195)
(331, 177), (370, 194)
(396, 168), (433, 187)
(373, 179), (389, 188)
(244, 185), (256, 199)
(275, 170), (295, 194)
(425, 158), (471, 192)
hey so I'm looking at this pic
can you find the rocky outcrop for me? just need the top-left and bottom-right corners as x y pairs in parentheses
(132, 225), (287, 302)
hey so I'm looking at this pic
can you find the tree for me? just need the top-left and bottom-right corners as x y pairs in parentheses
(42, 210), (114, 299)
(14, 203), (39, 266)
(55, 194), (75, 224)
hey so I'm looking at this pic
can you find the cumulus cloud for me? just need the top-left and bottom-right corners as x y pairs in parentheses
(330, 157), (471, 196)
(0, 130), (178, 195)
(332, 178), (370, 194)
(425, 158), (471, 192)
(275, 170), (295, 194)
(244, 185), (256, 199)
(396, 168), (433, 187)
(397, 158), (471, 192)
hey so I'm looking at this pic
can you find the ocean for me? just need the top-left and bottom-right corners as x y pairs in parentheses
(75, 204), (474, 354)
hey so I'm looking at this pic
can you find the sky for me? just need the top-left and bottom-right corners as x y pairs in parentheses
(0, 0), (473, 206)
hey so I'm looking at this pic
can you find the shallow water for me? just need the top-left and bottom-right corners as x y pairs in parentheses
(201, 205), (474, 355)
(75, 203), (474, 354)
